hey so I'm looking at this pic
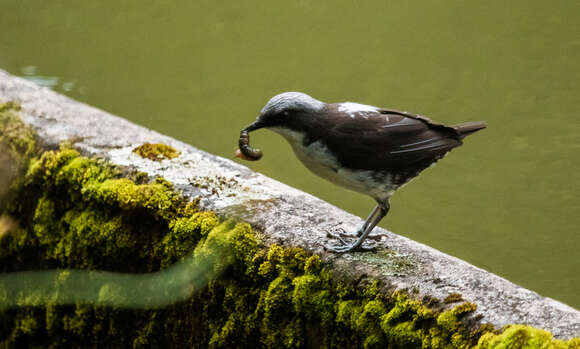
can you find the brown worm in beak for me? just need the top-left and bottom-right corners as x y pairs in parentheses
(236, 130), (263, 161)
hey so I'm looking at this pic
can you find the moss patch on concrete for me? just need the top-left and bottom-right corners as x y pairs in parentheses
(0, 101), (37, 165)
(1, 105), (579, 348)
(132, 142), (180, 161)
(444, 293), (465, 304)
(477, 325), (580, 349)
(0, 101), (38, 212)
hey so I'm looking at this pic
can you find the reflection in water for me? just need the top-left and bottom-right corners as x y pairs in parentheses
(20, 65), (80, 93)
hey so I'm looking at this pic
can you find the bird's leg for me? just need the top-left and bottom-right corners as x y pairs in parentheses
(327, 205), (381, 239)
(327, 202), (390, 253)
(358, 205), (390, 240)
(358, 205), (381, 235)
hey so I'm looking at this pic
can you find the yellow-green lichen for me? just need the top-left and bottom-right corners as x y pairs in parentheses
(445, 293), (465, 304)
(0, 101), (39, 213)
(476, 325), (580, 349)
(0, 109), (578, 348)
(0, 101), (37, 167)
(132, 142), (180, 161)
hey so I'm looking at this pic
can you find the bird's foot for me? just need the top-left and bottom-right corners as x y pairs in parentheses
(326, 229), (356, 244)
(325, 240), (377, 253)
(325, 231), (378, 253)
(327, 226), (386, 241)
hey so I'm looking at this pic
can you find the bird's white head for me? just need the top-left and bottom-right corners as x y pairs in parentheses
(243, 92), (324, 133)
(260, 92), (324, 115)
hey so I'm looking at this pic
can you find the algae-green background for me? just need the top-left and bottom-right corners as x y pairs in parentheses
(0, 1), (579, 308)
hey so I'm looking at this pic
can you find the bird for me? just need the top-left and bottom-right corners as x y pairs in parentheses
(239, 92), (486, 253)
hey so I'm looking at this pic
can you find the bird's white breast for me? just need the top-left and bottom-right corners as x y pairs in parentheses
(270, 127), (397, 201)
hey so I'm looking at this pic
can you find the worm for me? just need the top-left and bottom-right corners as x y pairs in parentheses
(236, 130), (263, 161)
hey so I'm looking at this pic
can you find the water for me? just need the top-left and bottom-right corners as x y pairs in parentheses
(1, 1), (578, 308)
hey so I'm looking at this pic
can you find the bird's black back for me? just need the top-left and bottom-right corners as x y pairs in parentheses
(287, 104), (482, 186)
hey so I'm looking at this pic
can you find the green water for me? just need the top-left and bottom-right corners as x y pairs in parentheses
(1, 1), (579, 308)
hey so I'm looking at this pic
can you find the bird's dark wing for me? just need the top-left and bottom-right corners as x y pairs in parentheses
(316, 108), (462, 173)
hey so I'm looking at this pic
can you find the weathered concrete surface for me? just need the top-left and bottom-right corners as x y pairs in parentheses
(1, 69), (578, 339)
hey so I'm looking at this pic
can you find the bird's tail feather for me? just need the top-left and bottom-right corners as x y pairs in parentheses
(452, 121), (487, 139)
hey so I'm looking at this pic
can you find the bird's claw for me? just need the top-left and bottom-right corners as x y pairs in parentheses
(324, 234), (378, 253)
(327, 227), (386, 241)
(329, 226), (359, 238)
(325, 242), (377, 253)
(326, 230), (355, 244)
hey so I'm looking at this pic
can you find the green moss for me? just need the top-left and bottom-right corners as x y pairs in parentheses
(444, 293), (465, 304)
(162, 211), (220, 265)
(0, 101), (39, 213)
(436, 302), (477, 333)
(476, 325), (580, 349)
(132, 142), (180, 161)
(27, 148), (187, 222)
(0, 107), (578, 348)
(0, 101), (37, 167)
(292, 274), (333, 324)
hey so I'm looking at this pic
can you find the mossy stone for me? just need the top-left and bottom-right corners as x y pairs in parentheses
(1, 104), (578, 348)
(132, 143), (180, 161)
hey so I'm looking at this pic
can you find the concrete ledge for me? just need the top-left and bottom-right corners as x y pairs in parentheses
(1, 69), (578, 339)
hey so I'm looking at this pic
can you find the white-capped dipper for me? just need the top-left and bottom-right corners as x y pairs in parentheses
(238, 92), (486, 253)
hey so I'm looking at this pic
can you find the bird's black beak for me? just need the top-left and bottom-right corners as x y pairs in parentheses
(243, 117), (266, 132)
